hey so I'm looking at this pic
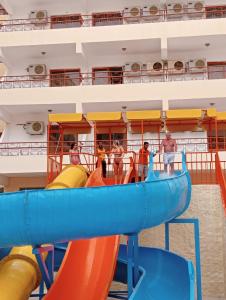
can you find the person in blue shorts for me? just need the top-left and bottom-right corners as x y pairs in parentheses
(160, 132), (177, 174)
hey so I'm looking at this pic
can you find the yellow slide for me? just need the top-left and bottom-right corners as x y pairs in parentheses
(0, 165), (88, 300)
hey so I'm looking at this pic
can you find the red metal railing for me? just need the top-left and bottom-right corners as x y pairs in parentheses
(0, 137), (224, 156)
(47, 150), (137, 183)
(47, 150), (218, 184)
(0, 7), (225, 32)
(0, 68), (225, 89)
(215, 152), (226, 214)
(153, 152), (217, 184)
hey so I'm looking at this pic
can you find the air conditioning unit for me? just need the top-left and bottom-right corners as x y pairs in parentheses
(188, 58), (206, 73)
(167, 2), (184, 19)
(123, 7), (141, 23)
(28, 64), (47, 79)
(147, 61), (164, 75)
(124, 62), (142, 76)
(142, 4), (162, 21)
(187, 1), (205, 18)
(29, 10), (48, 25)
(168, 60), (185, 74)
(24, 121), (45, 135)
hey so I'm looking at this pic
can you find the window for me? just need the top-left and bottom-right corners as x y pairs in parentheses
(93, 67), (123, 85)
(206, 6), (226, 19)
(208, 129), (226, 151)
(97, 133), (127, 152)
(50, 69), (81, 87)
(51, 14), (83, 29)
(64, 133), (78, 152)
(92, 12), (123, 26)
(208, 62), (226, 80)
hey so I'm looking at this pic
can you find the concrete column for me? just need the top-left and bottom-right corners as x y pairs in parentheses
(161, 38), (168, 60)
(76, 43), (83, 54)
(162, 99), (169, 111)
(76, 102), (83, 114)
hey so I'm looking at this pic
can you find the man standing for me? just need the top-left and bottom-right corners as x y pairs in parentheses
(138, 142), (150, 181)
(160, 132), (177, 174)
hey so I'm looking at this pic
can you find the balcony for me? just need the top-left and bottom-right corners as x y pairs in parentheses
(0, 138), (225, 185)
(0, 6), (226, 32)
(0, 66), (224, 89)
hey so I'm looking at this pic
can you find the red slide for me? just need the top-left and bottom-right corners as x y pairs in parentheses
(44, 167), (120, 300)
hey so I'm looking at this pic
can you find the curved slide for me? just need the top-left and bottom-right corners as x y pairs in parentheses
(0, 154), (193, 299)
(115, 246), (194, 300)
(45, 167), (120, 300)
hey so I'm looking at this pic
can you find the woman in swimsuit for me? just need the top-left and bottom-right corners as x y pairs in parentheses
(111, 140), (124, 184)
(69, 142), (81, 165)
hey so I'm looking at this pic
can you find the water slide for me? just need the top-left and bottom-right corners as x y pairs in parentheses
(0, 154), (193, 299)
(44, 167), (120, 300)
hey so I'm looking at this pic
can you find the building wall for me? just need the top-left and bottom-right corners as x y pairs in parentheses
(4, 51), (226, 77)
(9, 0), (226, 19)
(134, 185), (225, 298)
(4, 176), (46, 192)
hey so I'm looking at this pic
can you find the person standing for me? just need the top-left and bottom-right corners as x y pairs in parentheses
(138, 142), (150, 181)
(96, 141), (107, 178)
(69, 142), (82, 165)
(160, 132), (177, 174)
(111, 140), (124, 184)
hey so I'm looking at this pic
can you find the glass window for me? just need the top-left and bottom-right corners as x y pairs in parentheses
(208, 63), (226, 80)
(206, 6), (226, 19)
(51, 14), (82, 29)
(92, 12), (123, 26)
(50, 69), (81, 87)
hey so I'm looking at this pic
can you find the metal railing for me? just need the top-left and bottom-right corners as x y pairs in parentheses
(0, 142), (47, 156)
(0, 68), (225, 90)
(0, 7), (225, 32)
(216, 153), (226, 214)
(152, 152), (217, 184)
(0, 137), (223, 157)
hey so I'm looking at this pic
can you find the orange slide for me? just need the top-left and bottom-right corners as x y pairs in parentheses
(44, 167), (120, 300)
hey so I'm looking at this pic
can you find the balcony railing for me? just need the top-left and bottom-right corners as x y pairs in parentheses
(0, 68), (225, 89)
(0, 137), (221, 157)
(0, 7), (225, 32)
(0, 142), (47, 156)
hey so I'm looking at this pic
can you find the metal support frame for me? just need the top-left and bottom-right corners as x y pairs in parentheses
(109, 233), (140, 300)
(165, 218), (202, 300)
(32, 245), (55, 299)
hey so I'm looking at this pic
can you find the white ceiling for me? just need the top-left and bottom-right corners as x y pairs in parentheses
(169, 98), (226, 111)
(82, 100), (162, 113)
(168, 35), (226, 52)
(0, 103), (76, 122)
(84, 39), (161, 56)
(2, 43), (77, 63)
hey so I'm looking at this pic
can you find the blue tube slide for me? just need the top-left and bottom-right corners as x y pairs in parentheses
(0, 169), (191, 248)
(116, 245), (195, 300)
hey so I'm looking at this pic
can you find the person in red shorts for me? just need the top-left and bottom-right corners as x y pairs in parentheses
(138, 142), (150, 181)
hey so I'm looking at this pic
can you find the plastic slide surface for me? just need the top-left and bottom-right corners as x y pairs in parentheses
(0, 165), (88, 300)
(0, 155), (193, 299)
(116, 245), (195, 300)
(0, 166), (191, 247)
(45, 168), (120, 300)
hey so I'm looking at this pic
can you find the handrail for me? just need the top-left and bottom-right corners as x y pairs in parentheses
(0, 67), (211, 80)
(0, 137), (224, 156)
(215, 152), (226, 215)
(0, 68), (225, 89)
(0, 7), (225, 32)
